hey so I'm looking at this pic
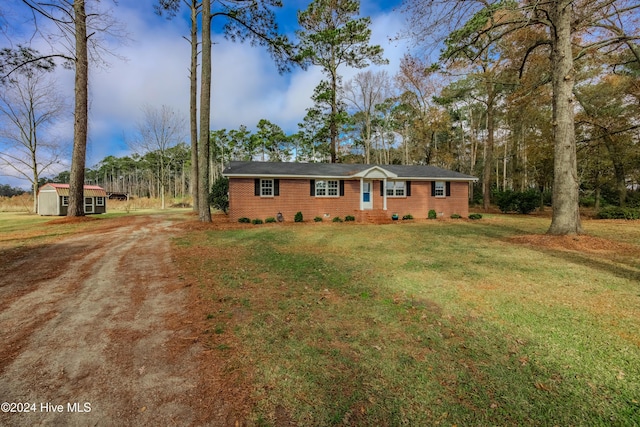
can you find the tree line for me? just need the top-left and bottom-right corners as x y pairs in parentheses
(1, 0), (638, 235)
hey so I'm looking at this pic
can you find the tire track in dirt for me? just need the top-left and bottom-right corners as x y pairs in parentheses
(0, 215), (223, 426)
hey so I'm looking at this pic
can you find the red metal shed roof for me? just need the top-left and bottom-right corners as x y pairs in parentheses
(39, 183), (107, 197)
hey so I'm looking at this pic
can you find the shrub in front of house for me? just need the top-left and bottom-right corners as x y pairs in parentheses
(345, 215), (355, 222)
(469, 213), (483, 220)
(294, 211), (304, 222)
(252, 218), (263, 225)
(314, 216), (323, 222)
(451, 213), (462, 219)
(402, 214), (413, 220)
(238, 217), (250, 223)
(209, 176), (229, 213)
(332, 216), (343, 222)
(265, 217), (276, 223)
(428, 210), (437, 219)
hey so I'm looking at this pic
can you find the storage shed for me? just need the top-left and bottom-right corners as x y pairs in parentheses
(37, 183), (107, 216)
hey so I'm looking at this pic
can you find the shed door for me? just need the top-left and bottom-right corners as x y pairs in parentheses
(84, 197), (94, 213)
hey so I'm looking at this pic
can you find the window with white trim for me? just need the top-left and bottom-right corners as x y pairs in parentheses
(261, 179), (274, 197)
(434, 181), (445, 197)
(84, 197), (93, 213)
(386, 181), (406, 197)
(61, 196), (69, 206)
(315, 180), (339, 197)
(96, 197), (105, 206)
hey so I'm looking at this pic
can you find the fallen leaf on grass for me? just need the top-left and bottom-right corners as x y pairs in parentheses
(534, 382), (550, 391)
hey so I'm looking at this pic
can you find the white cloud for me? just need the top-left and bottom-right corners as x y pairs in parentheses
(370, 9), (412, 72)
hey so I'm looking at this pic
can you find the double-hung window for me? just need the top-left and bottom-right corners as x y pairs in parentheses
(260, 179), (274, 197)
(315, 180), (339, 197)
(254, 178), (279, 197)
(84, 197), (94, 213)
(434, 181), (445, 197)
(386, 181), (406, 197)
(61, 196), (69, 206)
(96, 197), (105, 206)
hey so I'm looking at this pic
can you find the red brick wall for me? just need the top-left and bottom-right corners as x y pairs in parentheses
(228, 178), (470, 222)
(386, 181), (470, 218)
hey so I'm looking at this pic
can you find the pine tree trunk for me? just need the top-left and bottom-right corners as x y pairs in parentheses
(330, 68), (338, 163)
(190, 0), (199, 213)
(198, 0), (212, 222)
(483, 89), (494, 210)
(68, 0), (88, 217)
(548, 1), (583, 235)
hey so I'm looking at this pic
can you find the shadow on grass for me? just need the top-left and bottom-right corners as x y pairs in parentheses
(182, 226), (640, 426)
(219, 267), (639, 426)
(473, 218), (640, 283)
(539, 248), (640, 283)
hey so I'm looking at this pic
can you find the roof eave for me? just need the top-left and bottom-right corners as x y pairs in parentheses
(225, 173), (477, 182)
(352, 166), (398, 179)
(224, 173), (349, 179)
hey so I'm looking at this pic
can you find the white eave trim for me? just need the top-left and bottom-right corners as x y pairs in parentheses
(224, 173), (349, 179)
(352, 166), (398, 179)
(224, 172), (478, 182)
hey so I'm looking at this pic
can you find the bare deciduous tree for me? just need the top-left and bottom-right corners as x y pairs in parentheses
(12, 0), (126, 216)
(0, 70), (68, 212)
(343, 70), (391, 164)
(130, 104), (186, 210)
(155, 0), (201, 213)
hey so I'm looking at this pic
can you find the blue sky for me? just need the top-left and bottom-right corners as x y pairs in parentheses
(1, 0), (412, 189)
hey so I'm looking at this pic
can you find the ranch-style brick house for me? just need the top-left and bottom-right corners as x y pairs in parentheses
(37, 183), (107, 216)
(223, 161), (477, 222)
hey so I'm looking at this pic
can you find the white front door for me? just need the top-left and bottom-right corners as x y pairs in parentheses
(362, 180), (373, 210)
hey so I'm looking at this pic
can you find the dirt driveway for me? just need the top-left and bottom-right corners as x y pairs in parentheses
(0, 214), (247, 426)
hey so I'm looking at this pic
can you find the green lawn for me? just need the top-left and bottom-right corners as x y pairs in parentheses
(173, 216), (640, 426)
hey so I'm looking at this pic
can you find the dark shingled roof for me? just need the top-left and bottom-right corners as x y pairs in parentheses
(223, 161), (477, 181)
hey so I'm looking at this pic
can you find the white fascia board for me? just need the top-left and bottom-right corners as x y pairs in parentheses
(224, 172), (478, 182)
(224, 173), (349, 180)
(352, 166), (398, 179)
(403, 177), (479, 182)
